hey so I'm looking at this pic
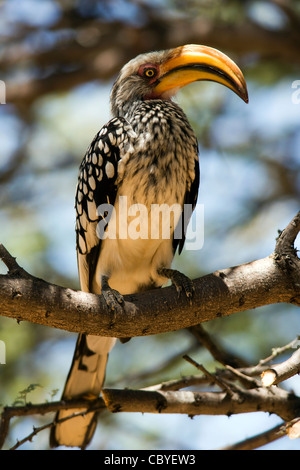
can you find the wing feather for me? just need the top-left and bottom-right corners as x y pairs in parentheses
(173, 152), (200, 255)
(75, 117), (135, 292)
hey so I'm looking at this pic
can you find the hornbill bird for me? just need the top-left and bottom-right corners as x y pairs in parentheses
(50, 44), (248, 448)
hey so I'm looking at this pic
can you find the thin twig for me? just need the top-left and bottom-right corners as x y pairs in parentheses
(258, 336), (300, 368)
(0, 244), (21, 273)
(0, 398), (105, 449)
(188, 324), (249, 368)
(220, 422), (286, 450)
(0, 243), (33, 279)
(182, 354), (235, 396)
(225, 364), (260, 389)
(274, 211), (300, 259)
(9, 407), (99, 450)
(143, 375), (208, 391)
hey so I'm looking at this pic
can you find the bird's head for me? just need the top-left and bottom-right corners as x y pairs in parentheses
(110, 44), (248, 116)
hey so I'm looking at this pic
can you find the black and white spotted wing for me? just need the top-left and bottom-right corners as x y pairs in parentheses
(173, 147), (200, 255)
(75, 117), (135, 292)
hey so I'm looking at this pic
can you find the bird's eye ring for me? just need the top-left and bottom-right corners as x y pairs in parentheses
(139, 65), (158, 80)
(144, 68), (156, 78)
(138, 64), (159, 81)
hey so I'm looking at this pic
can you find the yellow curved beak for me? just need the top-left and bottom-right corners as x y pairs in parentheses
(154, 44), (248, 103)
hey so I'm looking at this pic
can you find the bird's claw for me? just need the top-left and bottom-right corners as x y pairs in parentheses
(102, 287), (124, 314)
(158, 268), (194, 305)
(172, 273), (194, 305)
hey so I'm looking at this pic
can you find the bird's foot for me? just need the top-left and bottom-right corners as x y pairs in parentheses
(101, 275), (125, 314)
(102, 287), (124, 312)
(157, 267), (194, 304)
(101, 276), (135, 344)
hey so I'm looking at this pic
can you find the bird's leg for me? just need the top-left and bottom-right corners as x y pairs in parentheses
(157, 267), (194, 304)
(101, 275), (124, 312)
(102, 275), (133, 344)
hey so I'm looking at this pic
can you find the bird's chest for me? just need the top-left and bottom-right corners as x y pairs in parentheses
(117, 108), (196, 208)
(118, 149), (184, 208)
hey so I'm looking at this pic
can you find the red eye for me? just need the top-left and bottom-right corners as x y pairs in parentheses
(138, 64), (158, 80)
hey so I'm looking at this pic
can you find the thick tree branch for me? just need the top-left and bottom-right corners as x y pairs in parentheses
(1, 384), (299, 449)
(1, 335), (300, 449)
(0, 212), (299, 338)
(101, 386), (300, 422)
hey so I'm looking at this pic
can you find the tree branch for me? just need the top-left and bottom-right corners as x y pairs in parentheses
(220, 422), (286, 450)
(1, 384), (298, 450)
(1, 336), (300, 449)
(188, 324), (249, 368)
(101, 386), (300, 422)
(0, 398), (106, 450)
(0, 212), (299, 338)
(261, 346), (300, 387)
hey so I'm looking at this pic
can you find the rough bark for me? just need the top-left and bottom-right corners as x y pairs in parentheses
(0, 212), (299, 450)
(102, 386), (300, 422)
(0, 212), (299, 338)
